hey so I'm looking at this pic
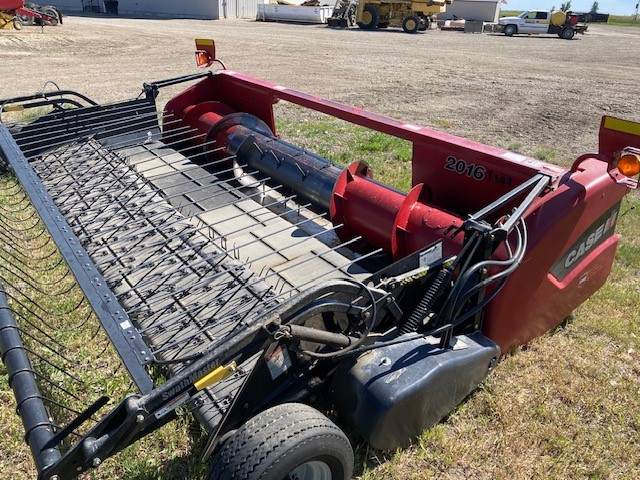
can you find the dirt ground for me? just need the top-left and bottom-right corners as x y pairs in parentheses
(1, 17), (639, 164)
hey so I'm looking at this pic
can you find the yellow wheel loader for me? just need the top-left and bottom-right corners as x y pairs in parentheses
(356, 0), (451, 33)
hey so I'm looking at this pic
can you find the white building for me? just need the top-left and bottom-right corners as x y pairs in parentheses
(439, 0), (502, 23)
(47, 0), (264, 19)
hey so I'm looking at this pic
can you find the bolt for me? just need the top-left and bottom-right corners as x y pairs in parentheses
(75, 466), (82, 472)
(92, 458), (101, 467)
(50, 476), (59, 480)
(380, 357), (391, 366)
(136, 414), (145, 423)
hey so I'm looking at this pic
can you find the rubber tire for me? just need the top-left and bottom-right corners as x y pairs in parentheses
(402, 15), (420, 34)
(41, 7), (59, 26)
(13, 18), (23, 30)
(357, 4), (378, 30)
(561, 27), (575, 40)
(418, 17), (429, 31)
(18, 13), (34, 26)
(504, 24), (516, 36)
(378, 22), (389, 28)
(209, 403), (354, 480)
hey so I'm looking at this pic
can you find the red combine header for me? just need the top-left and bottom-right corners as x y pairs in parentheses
(0, 41), (638, 479)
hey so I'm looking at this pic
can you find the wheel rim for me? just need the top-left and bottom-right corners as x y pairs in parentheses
(406, 19), (416, 30)
(362, 11), (372, 24)
(287, 460), (332, 480)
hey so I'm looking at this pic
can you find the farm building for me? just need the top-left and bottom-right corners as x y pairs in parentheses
(45, 0), (265, 19)
(438, 0), (502, 23)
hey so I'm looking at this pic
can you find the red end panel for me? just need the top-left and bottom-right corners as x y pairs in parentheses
(0, 0), (24, 10)
(599, 116), (640, 155)
(483, 159), (627, 352)
(163, 75), (278, 136)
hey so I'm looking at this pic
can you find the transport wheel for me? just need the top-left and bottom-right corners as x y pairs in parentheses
(13, 18), (23, 30)
(357, 5), (378, 30)
(41, 7), (59, 26)
(561, 27), (575, 40)
(402, 15), (420, 33)
(504, 24), (516, 36)
(209, 403), (354, 480)
(18, 13), (34, 26)
(418, 17), (430, 31)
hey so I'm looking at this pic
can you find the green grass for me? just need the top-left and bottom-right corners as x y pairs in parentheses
(1, 111), (639, 479)
(607, 15), (640, 26)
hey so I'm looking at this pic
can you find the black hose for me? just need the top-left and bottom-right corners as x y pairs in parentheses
(397, 265), (453, 336)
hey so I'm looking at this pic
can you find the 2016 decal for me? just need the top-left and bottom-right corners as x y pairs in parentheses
(444, 156), (486, 181)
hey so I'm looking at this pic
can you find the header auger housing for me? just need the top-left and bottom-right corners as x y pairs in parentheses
(0, 42), (638, 479)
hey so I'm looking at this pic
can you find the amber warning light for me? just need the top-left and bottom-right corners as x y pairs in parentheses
(617, 153), (640, 178)
(195, 39), (216, 68)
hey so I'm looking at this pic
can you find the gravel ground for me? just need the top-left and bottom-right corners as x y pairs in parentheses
(1, 17), (639, 163)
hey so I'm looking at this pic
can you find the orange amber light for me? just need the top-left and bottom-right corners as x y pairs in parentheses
(195, 51), (212, 68)
(617, 153), (640, 177)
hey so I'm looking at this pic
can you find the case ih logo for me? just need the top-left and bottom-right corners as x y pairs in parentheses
(550, 203), (621, 281)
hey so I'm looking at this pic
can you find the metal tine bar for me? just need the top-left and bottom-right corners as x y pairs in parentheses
(122, 214), (338, 315)
(0, 230), (57, 257)
(118, 197), (316, 296)
(41, 398), (92, 424)
(151, 239), (375, 356)
(102, 225), (195, 275)
(89, 159), (249, 234)
(13, 99), (162, 138)
(87, 184), (288, 251)
(78, 163), (256, 238)
(0, 191), (29, 209)
(69, 155), (245, 216)
(14, 323), (78, 368)
(2, 279), (86, 318)
(31, 370), (85, 402)
(0, 221), (49, 244)
(77, 183), (284, 243)
(0, 208), (40, 229)
(39, 129), (212, 190)
(16, 102), (162, 145)
(17, 113), (162, 162)
(5, 303), (74, 354)
(122, 141), (225, 177)
(44, 141), (156, 202)
(0, 236), (60, 265)
(139, 220), (341, 334)
(0, 254), (72, 287)
(120, 211), (329, 313)
(154, 242), (382, 358)
(32, 119), (193, 171)
(107, 190), (297, 253)
(139, 226), (359, 344)
(30, 121), (191, 179)
(16, 109), (163, 158)
(39, 136), (162, 195)
(0, 265), (77, 297)
(139, 281), (241, 335)
(22, 346), (85, 385)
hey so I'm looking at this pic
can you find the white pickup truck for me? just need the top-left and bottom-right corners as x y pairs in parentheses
(497, 10), (588, 39)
